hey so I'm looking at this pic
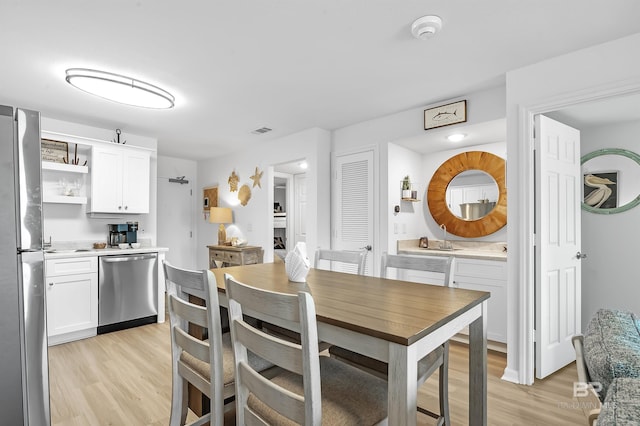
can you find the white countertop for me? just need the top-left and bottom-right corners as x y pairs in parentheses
(44, 246), (168, 259)
(397, 239), (507, 261)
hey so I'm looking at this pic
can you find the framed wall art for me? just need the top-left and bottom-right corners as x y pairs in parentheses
(203, 186), (218, 213)
(424, 100), (467, 130)
(583, 171), (618, 209)
(41, 139), (68, 163)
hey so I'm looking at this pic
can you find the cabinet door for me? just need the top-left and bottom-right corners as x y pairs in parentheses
(454, 259), (507, 343)
(46, 272), (98, 337)
(122, 150), (150, 213)
(90, 146), (123, 213)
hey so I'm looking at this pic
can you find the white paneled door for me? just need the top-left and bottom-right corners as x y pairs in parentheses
(535, 115), (582, 379)
(333, 150), (374, 275)
(157, 177), (194, 270)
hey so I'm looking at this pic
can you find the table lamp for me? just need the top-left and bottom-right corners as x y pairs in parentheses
(209, 207), (233, 245)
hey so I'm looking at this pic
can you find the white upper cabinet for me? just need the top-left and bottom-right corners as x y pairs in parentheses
(88, 145), (150, 214)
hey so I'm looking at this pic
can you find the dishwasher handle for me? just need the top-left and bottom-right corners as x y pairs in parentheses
(101, 254), (157, 263)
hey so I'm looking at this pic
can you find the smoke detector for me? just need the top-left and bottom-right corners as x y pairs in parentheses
(411, 15), (443, 39)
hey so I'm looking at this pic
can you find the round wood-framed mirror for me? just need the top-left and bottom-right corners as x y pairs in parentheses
(427, 151), (507, 237)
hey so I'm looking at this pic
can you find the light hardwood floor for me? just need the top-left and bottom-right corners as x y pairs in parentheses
(49, 321), (590, 425)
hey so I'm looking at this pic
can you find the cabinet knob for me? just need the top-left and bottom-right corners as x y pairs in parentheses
(124, 206), (128, 210)
(118, 206), (122, 210)
(48, 282), (54, 286)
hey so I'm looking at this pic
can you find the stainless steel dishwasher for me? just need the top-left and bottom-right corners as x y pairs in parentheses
(98, 253), (158, 334)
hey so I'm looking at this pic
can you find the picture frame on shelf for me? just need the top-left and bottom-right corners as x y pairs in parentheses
(41, 139), (68, 163)
(424, 100), (467, 130)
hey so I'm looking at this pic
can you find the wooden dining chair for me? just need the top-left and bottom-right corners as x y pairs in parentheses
(163, 261), (273, 426)
(330, 253), (454, 426)
(225, 273), (389, 425)
(314, 248), (367, 275)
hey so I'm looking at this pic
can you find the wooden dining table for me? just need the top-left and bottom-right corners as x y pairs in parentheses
(207, 262), (490, 425)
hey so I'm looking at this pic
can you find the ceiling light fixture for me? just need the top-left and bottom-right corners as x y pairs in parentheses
(447, 133), (466, 142)
(411, 15), (443, 39)
(65, 68), (175, 109)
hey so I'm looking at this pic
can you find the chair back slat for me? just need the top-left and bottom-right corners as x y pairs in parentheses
(381, 253), (453, 287)
(239, 362), (306, 424)
(314, 248), (367, 275)
(234, 320), (304, 375)
(225, 273), (322, 425)
(168, 293), (208, 328)
(174, 327), (210, 364)
(226, 273), (301, 322)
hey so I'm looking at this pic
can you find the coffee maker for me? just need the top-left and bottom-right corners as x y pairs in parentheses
(108, 222), (138, 247)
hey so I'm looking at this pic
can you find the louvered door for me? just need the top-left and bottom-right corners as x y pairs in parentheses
(334, 150), (374, 275)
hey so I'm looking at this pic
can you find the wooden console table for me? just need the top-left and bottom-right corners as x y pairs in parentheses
(207, 245), (263, 268)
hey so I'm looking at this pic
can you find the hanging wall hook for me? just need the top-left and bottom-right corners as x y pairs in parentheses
(112, 128), (127, 144)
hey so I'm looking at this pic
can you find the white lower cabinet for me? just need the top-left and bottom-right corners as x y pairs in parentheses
(45, 257), (98, 345)
(453, 258), (507, 343)
(395, 256), (507, 344)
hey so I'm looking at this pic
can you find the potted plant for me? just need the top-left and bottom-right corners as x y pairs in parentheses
(402, 175), (412, 199)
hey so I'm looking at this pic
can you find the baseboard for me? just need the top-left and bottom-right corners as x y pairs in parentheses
(48, 328), (97, 346)
(501, 367), (520, 384)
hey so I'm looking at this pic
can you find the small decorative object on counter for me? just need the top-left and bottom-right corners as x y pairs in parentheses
(419, 237), (429, 248)
(93, 242), (106, 249)
(285, 242), (310, 282)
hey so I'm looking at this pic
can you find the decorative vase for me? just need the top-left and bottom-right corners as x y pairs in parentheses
(402, 189), (412, 199)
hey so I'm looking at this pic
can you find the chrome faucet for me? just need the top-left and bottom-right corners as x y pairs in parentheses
(439, 224), (453, 250)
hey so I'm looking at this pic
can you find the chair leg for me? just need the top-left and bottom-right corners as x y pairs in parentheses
(169, 375), (188, 426)
(438, 341), (450, 426)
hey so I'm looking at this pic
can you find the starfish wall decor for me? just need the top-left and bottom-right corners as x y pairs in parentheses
(250, 167), (263, 188)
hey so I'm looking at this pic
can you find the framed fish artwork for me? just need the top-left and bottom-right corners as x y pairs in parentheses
(424, 100), (467, 130)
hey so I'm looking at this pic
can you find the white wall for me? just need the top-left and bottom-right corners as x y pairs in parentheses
(505, 32), (640, 384)
(334, 85), (506, 264)
(580, 120), (640, 329)
(386, 141), (506, 255)
(195, 128), (331, 269)
(387, 143), (427, 253)
(41, 117), (158, 247)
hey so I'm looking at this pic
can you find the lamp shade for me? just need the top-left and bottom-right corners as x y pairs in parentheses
(209, 207), (233, 224)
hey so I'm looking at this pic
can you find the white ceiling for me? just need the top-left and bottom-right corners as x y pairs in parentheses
(2, 1), (640, 160)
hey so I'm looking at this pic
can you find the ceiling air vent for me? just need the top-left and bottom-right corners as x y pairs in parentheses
(251, 127), (272, 135)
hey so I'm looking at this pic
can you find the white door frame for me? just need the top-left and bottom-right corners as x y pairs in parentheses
(515, 81), (640, 384)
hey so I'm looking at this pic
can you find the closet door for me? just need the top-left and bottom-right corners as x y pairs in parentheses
(333, 150), (374, 275)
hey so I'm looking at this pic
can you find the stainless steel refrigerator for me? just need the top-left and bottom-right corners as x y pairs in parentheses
(0, 105), (50, 425)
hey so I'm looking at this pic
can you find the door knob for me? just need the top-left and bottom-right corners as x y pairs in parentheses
(360, 245), (372, 251)
(576, 252), (587, 259)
